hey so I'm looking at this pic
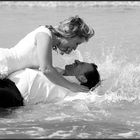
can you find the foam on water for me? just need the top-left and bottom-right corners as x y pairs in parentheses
(0, 1), (140, 8)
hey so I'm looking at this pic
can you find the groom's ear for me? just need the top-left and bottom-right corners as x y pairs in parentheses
(77, 75), (87, 83)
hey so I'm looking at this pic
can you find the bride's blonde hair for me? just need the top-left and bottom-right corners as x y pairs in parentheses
(46, 15), (94, 41)
(56, 15), (94, 41)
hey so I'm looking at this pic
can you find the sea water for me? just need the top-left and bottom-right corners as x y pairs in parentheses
(0, 1), (140, 138)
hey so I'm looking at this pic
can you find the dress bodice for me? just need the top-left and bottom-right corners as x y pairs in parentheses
(0, 26), (52, 78)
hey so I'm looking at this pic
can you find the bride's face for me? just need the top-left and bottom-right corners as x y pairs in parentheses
(58, 37), (85, 55)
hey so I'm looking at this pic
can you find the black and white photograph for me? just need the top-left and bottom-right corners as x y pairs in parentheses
(0, 1), (140, 139)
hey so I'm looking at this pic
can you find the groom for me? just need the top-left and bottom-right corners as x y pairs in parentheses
(0, 60), (100, 108)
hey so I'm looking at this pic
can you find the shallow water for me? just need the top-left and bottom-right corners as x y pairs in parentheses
(0, 1), (140, 138)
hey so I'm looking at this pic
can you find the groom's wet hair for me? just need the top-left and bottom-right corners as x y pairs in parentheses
(81, 63), (101, 89)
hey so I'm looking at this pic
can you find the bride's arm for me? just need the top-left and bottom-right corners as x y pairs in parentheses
(35, 32), (89, 93)
(55, 67), (65, 75)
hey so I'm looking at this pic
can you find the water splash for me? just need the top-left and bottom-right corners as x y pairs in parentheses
(96, 55), (140, 104)
(71, 44), (140, 104)
(58, 43), (140, 105)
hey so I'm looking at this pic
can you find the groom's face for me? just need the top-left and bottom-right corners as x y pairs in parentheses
(64, 60), (94, 77)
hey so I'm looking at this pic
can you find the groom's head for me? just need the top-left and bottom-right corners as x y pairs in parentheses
(64, 60), (101, 89)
